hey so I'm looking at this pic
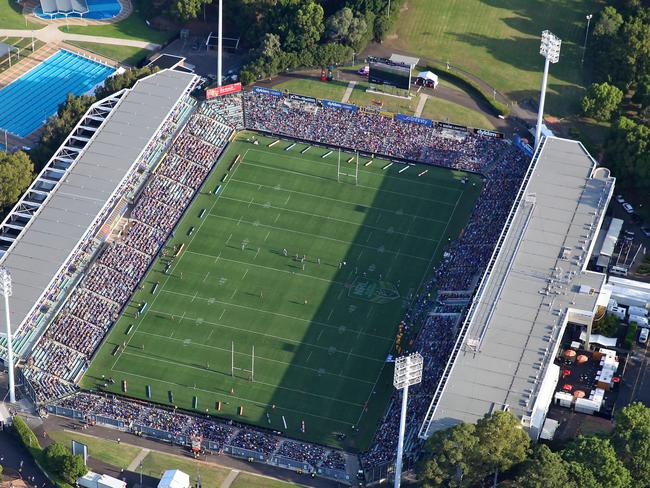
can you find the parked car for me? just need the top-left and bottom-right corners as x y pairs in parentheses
(641, 226), (650, 237)
(639, 327), (649, 344)
(623, 202), (634, 214)
(623, 230), (635, 241)
(358, 66), (369, 76)
(616, 194), (625, 203)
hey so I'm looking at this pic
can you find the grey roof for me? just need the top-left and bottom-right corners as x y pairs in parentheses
(423, 137), (614, 434)
(0, 69), (196, 335)
(389, 54), (420, 67)
(40, 0), (88, 14)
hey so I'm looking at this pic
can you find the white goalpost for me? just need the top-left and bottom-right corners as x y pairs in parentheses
(337, 148), (359, 185)
(231, 341), (255, 381)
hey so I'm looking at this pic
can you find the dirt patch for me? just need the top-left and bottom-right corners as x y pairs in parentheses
(386, 34), (399, 41)
(401, 3), (409, 12)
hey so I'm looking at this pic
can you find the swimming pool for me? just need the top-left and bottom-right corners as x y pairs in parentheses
(35, 0), (122, 20)
(0, 50), (115, 137)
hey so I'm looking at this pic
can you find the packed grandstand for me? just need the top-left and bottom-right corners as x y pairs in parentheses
(0, 70), (532, 483)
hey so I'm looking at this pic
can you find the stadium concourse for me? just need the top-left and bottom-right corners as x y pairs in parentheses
(0, 70), (569, 483)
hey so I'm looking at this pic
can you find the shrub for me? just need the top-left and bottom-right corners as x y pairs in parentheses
(12, 416), (41, 455)
(624, 323), (639, 350)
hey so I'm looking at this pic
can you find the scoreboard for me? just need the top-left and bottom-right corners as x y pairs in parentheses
(368, 57), (412, 90)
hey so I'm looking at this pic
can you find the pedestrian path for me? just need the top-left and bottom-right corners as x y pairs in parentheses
(414, 93), (428, 117)
(341, 81), (356, 103)
(219, 469), (240, 488)
(126, 448), (150, 471)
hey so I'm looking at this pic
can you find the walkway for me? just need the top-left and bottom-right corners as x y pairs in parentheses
(414, 93), (428, 117)
(126, 447), (150, 471)
(341, 81), (356, 103)
(0, 24), (161, 50)
(220, 469), (240, 488)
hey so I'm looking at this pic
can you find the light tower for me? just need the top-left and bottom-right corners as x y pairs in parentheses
(534, 30), (561, 152)
(393, 352), (423, 488)
(217, 0), (223, 86)
(0, 267), (16, 403)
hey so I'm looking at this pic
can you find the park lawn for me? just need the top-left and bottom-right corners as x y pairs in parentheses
(230, 472), (305, 488)
(0, 0), (40, 29)
(388, 0), (601, 116)
(66, 41), (150, 66)
(274, 77), (348, 102)
(420, 95), (495, 129)
(140, 451), (230, 487)
(48, 430), (140, 469)
(346, 82), (419, 114)
(83, 131), (482, 451)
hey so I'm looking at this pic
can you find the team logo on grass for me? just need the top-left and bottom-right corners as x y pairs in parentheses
(348, 278), (400, 304)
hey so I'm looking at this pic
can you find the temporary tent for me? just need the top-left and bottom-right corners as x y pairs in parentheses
(158, 470), (190, 488)
(416, 71), (438, 88)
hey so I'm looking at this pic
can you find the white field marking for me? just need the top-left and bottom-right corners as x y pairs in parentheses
(219, 195), (437, 242)
(133, 329), (375, 385)
(358, 250), (363, 260)
(186, 250), (348, 286)
(207, 214), (430, 261)
(264, 231), (270, 242)
(337, 289), (344, 300)
(111, 364), (359, 425)
(214, 251), (221, 264)
(207, 328), (214, 341)
(226, 233), (232, 244)
(118, 350), (367, 405)
(111, 161), (236, 371)
(170, 311), (187, 338)
(254, 247), (260, 260)
(159, 288), (391, 342)
(244, 147), (463, 195)
(327, 309), (334, 321)
(239, 159), (456, 207)
(274, 213), (280, 223)
(145, 309), (385, 363)
(285, 194), (291, 205)
(231, 288), (238, 299)
(237, 216), (242, 226)
(317, 329), (324, 342)
(366, 306), (373, 319)
(219, 309), (226, 320)
(191, 291), (198, 303)
(366, 232), (372, 243)
(228, 178), (449, 225)
(306, 351), (313, 362)
(248, 197), (254, 207)
(203, 271), (210, 282)
(242, 269), (248, 280)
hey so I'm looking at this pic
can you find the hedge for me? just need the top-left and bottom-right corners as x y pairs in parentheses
(12, 416), (41, 455)
(424, 62), (511, 117)
(624, 322), (639, 350)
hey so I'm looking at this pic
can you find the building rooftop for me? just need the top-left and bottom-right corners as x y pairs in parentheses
(420, 137), (615, 437)
(0, 69), (197, 335)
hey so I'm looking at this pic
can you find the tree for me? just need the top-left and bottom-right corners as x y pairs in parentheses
(612, 402), (650, 488)
(266, 0), (324, 53)
(61, 453), (87, 483)
(44, 442), (68, 470)
(0, 151), (34, 209)
(634, 74), (650, 107)
(471, 411), (530, 482)
(606, 116), (650, 194)
(513, 445), (570, 488)
(174, 0), (213, 21)
(593, 6), (624, 38)
(325, 7), (367, 45)
(417, 422), (478, 487)
(562, 436), (632, 488)
(582, 82), (624, 121)
(260, 33), (281, 59)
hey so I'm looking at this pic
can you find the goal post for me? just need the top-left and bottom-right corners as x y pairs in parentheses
(231, 342), (255, 381)
(337, 149), (359, 185)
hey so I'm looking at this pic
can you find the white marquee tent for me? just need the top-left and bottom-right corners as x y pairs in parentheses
(158, 470), (190, 488)
(416, 71), (438, 87)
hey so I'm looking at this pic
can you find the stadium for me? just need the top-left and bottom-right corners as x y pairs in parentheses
(0, 64), (615, 485)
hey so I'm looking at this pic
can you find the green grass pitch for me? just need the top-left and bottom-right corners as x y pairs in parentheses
(83, 132), (483, 451)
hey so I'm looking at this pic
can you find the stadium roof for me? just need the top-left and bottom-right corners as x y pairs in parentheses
(0, 69), (197, 337)
(419, 137), (615, 437)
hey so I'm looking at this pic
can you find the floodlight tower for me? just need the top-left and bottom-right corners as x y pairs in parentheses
(0, 267), (15, 404)
(393, 352), (423, 488)
(534, 30), (561, 152)
(217, 0), (223, 87)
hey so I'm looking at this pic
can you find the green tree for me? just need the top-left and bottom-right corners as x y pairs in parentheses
(634, 74), (650, 107)
(513, 445), (570, 488)
(562, 436), (632, 488)
(472, 411), (530, 482)
(606, 116), (650, 195)
(593, 6), (624, 37)
(612, 402), (650, 488)
(260, 33), (281, 59)
(417, 422), (478, 487)
(61, 454), (87, 483)
(582, 82), (624, 121)
(43, 442), (69, 471)
(174, 0), (213, 21)
(326, 7), (367, 45)
(0, 151), (34, 209)
(266, 0), (324, 52)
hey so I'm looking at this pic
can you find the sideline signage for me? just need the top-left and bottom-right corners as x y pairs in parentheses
(206, 82), (242, 99)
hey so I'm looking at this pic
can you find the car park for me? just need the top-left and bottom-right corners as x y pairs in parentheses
(623, 202), (634, 214)
(639, 327), (649, 344)
(623, 230), (635, 241)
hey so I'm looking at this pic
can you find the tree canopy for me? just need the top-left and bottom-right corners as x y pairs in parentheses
(561, 436), (632, 488)
(0, 151), (34, 209)
(612, 402), (650, 488)
(581, 82), (624, 121)
(514, 445), (570, 488)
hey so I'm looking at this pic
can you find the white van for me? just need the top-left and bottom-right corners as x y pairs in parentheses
(639, 328), (649, 344)
(628, 306), (648, 318)
(610, 265), (628, 276)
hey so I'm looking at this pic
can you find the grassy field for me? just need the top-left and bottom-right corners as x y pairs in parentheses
(0, 0), (40, 29)
(83, 132), (482, 451)
(388, 0), (601, 115)
(231, 473), (305, 488)
(49, 430), (140, 469)
(273, 78), (349, 102)
(0, 37), (46, 75)
(141, 451), (231, 487)
(66, 41), (150, 66)
(421, 95), (495, 129)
